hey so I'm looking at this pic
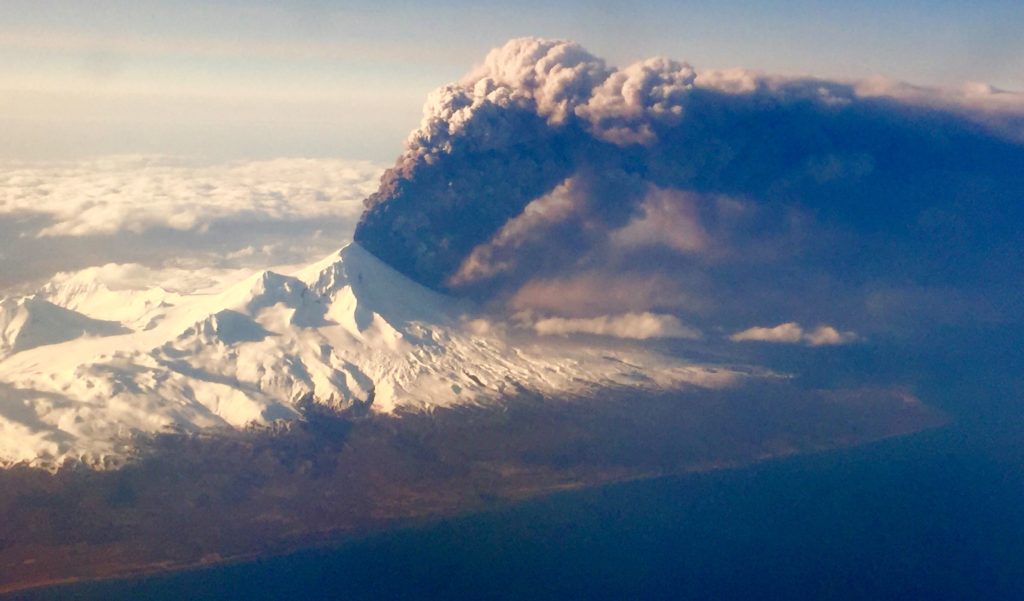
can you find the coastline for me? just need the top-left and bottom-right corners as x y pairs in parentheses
(2, 419), (951, 599)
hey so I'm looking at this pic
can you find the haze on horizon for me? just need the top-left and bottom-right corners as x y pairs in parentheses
(2, 0), (1023, 162)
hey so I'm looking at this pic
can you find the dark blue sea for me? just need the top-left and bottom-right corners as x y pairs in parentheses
(19, 325), (1024, 600)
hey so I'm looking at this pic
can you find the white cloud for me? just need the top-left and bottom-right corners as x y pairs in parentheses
(534, 312), (701, 340)
(803, 325), (858, 346)
(730, 322), (857, 346)
(0, 156), (384, 289)
(730, 322), (805, 343)
(0, 156), (382, 237)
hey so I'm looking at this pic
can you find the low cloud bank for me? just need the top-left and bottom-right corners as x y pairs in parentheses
(730, 323), (858, 346)
(0, 156), (380, 237)
(533, 312), (701, 340)
(0, 157), (383, 287)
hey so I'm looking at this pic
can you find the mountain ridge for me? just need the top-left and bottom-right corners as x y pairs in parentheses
(0, 243), (754, 470)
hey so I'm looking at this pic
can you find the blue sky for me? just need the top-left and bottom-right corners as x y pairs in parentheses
(2, 0), (1022, 161)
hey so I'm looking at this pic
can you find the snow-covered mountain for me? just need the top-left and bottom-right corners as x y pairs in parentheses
(0, 244), (754, 470)
(0, 296), (128, 358)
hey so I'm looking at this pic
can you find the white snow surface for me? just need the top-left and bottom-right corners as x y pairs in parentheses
(0, 244), (753, 470)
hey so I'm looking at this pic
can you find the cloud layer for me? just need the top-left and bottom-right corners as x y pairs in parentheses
(534, 312), (701, 340)
(0, 156), (380, 237)
(0, 156), (383, 288)
(730, 323), (858, 346)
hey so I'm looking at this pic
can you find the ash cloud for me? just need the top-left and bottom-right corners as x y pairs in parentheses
(355, 37), (1024, 332)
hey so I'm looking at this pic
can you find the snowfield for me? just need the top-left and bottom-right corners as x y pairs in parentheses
(0, 244), (757, 470)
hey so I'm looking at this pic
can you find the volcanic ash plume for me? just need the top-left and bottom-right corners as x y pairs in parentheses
(355, 37), (1024, 331)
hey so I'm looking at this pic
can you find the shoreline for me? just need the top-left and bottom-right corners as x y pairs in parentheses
(2, 422), (952, 599)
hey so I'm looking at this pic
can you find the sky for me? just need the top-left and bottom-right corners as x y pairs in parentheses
(0, 0), (1023, 483)
(1, 0), (1022, 162)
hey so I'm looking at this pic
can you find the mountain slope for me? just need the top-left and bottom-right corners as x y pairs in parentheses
(0, 296), (128, 358)
(0, 244), (754, 469)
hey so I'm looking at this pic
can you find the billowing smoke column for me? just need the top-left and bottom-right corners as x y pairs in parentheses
(356, 38), (702, 287)
(355, 38), (1024, 330)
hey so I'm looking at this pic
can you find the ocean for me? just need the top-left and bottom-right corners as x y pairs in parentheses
(17, 325), (1024, 600)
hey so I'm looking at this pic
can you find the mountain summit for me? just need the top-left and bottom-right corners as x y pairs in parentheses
(0, 244), (749, 469)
